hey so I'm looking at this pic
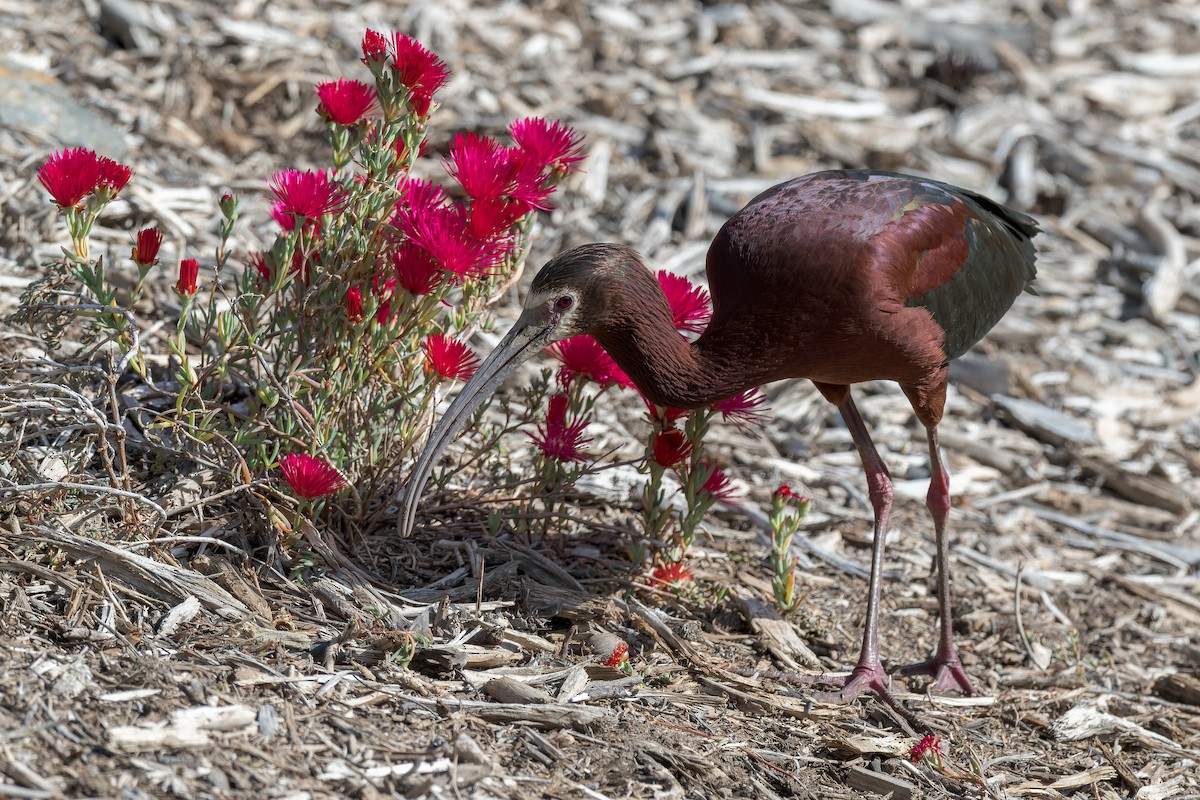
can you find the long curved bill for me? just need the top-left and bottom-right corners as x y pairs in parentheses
(398, 311), (553, 537)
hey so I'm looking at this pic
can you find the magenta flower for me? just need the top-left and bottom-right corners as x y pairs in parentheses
(376, 32), (451, 116)
(248, 252), (272, 285)
(37, 148), (131, 208)
(423, 334), (479, 381)
(641, 397), (690, 425)
(397, 176), (447, 215)
(372, 281), (395, 325)
(176, 258), (199, 296)
(529, 394), (591, 463)
(549, 335), (633, 390)
(361, 29), (389, 62)
(278, 453), (348, 500)
(97, 158), (132, 196)
(445, 133), (509, 202)
(132, 227), (163, 266)
(467, 197), (528, 240)
(270, 201), (297, 232)
(392, 245), (443, 296)
(268, 169), (346, 226)
(395, 204), (507, 282)
(699, 463), (739, 504)
(910, 735), (943, 765)
(315, 78), (378, 125)
(346, 286), (364, 322)
(711, 388), (767, 429)
(657, 271), (712, 334)
(39, 148), (103, 207)
(444, 133), (553, 212)
(508, 117), (585, 176)
(651, 427), (692, 468)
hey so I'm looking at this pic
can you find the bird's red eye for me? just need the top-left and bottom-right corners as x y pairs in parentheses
(555, 295), (573, 311)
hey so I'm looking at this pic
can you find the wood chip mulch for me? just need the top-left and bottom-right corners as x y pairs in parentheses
(0, 1), (1198, 798)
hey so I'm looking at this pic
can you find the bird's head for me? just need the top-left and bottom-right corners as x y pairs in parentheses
(398, 243), (642, 536)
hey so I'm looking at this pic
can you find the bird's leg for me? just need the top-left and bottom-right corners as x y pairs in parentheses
(894, 427), (975, 694)
(806, 389), (897, 706)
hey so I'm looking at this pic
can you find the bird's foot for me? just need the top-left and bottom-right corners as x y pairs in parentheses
(804, 661), (886, 702)
(749, 661), (927, 729)
(895, 653), (975, 695)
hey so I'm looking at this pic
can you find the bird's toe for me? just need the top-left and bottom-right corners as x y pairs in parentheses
(896, 657), (976, 695)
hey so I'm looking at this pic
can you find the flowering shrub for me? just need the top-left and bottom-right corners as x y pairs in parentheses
(17, 30), (582, 535)
(18, 29), (782, 593)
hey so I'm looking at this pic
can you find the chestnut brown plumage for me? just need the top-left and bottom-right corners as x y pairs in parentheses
(400, 169), (1038, 708)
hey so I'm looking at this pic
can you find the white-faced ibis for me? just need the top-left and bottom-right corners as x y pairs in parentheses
(401, 169), (1038, 709)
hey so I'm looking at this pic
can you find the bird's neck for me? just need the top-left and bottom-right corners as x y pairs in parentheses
(590, 273), (763, 409)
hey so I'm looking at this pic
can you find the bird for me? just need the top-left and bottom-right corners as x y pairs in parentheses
(400, 168), (1038, 710)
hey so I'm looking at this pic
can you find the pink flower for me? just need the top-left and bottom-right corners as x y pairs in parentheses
(315, 78), (378, 125)
(97, 157), (132, 196)
(529, 394), (591, 463)
(444, 133), (553, 212)
(467, 197), (528, 240)
(910, 734), (943, 765)
(248, 252), (272, 284)
(392, 245), (443, 296)
(176, 258), (199, 296)
(699, 463), (739, 504)
(549, 336), (633, 390)
(37, 148), (130, 208)
(651, 427), (691, 468)
(346, 287), (364, 322)
(38, 148), (102, 208)
(649, 561), (694, 588)
(657, 271), (711, 334)
(711, 388), (767, 429)
(278, 453), (348, 500)
(423, 334), (479, 381)
(508, 117), (585, 176)
(268, 169), (346, 226)
(397, 176), (447, 215)
(361, 29), (389, 62)
(395, 204), (507, 282)
(132, 227), (163, 266)
(382, 32), (451, 117)
(270, 201), (297, 232)
(445, 133), (509, 202)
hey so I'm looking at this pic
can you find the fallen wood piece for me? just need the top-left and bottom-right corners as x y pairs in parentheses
(992, 395), (1096, 447)
(1077, 457), (1191, 516)
(14, 524), (249, 618)
(474, 703), (607, 731)
(1152, 673), (1200, 707)
(845, 765), (916, 800)
(732, 591), (821, 668)
(1047, 765), (1118, 790)
(1052, 699), (1194, 757)
(484, 677), (555, 705)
